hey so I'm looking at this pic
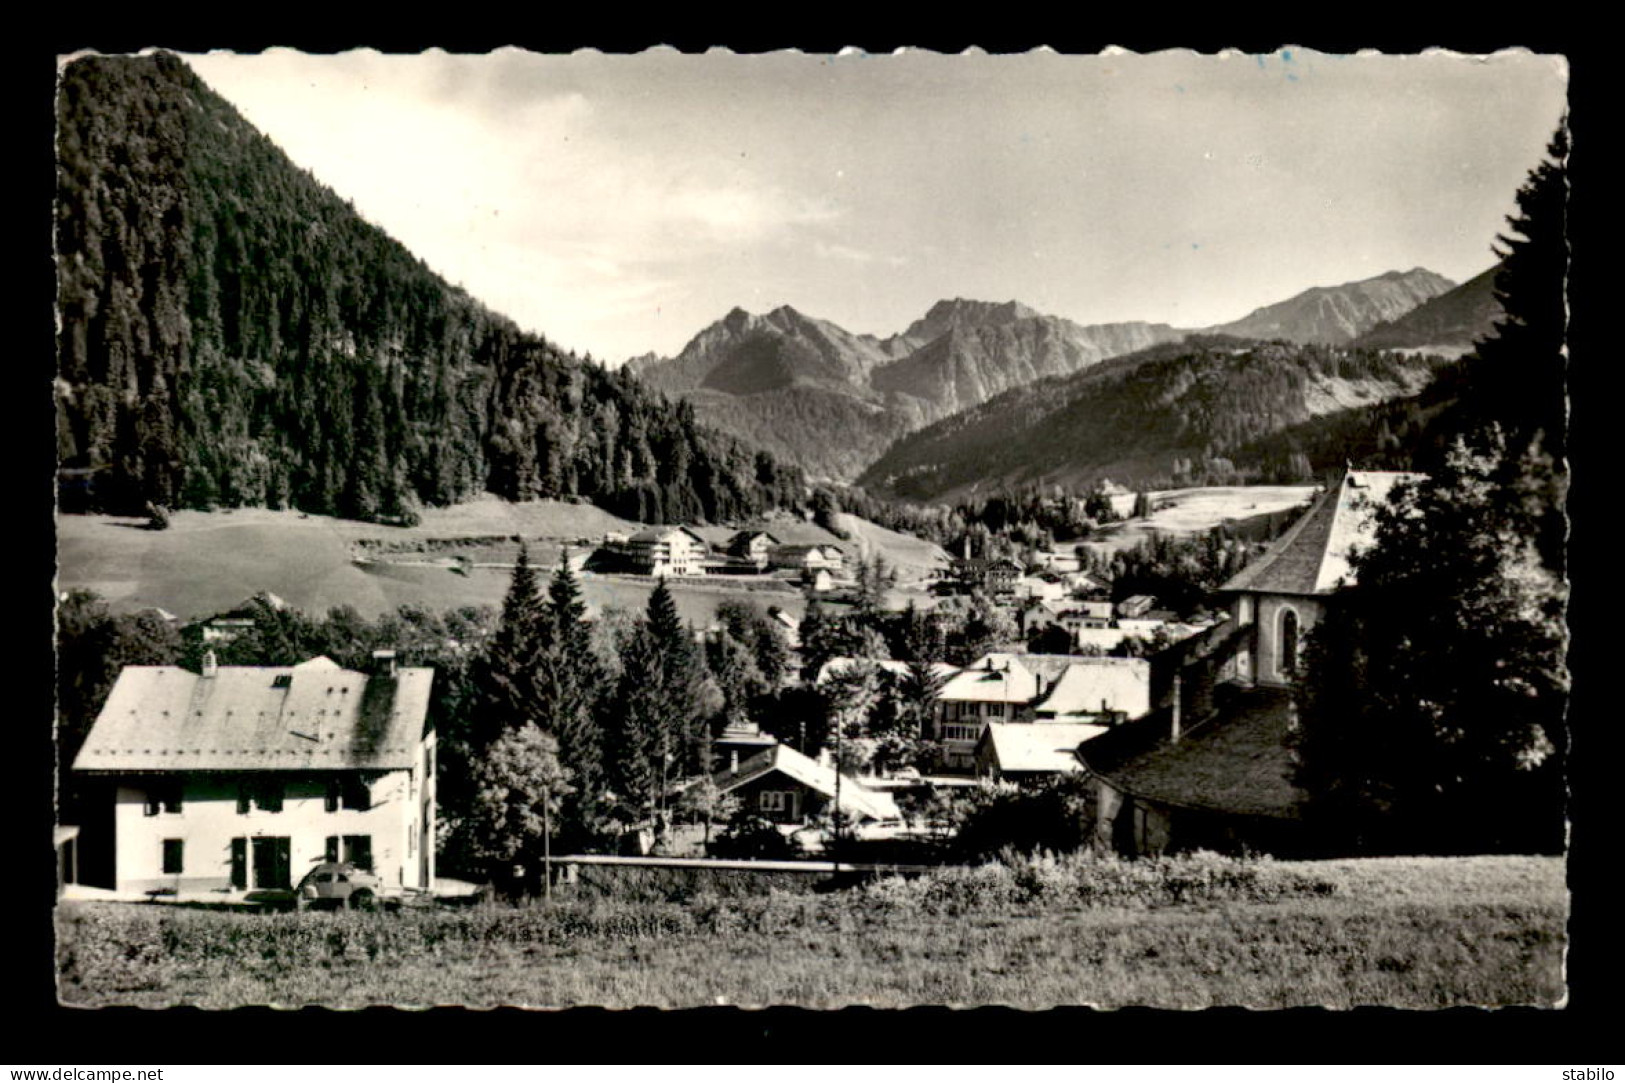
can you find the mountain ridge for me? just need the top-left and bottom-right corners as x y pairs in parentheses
(630, 299), (1188, 481)
(1203, 267), (1456, 344)
(628, 267), (1457, 484)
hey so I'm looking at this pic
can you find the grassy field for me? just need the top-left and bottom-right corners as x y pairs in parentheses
(1076, 485), (1319, 555)
(56, 853), (1565, 1010)
(58, 499), (782, 626)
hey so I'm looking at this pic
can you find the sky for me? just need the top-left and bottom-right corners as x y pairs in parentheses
(180, 47), (1568, 364)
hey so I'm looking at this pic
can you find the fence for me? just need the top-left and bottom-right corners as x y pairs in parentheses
(553, 854), (937, 898)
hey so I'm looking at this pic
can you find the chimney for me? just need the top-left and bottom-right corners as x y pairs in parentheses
(1170, 672), (1183, 743)
(372, 649), (398, 679)
(202, 650), (218, 678)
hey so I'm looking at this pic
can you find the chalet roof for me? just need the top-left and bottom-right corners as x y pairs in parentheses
(1222, 471), (1426, 597)
(940, 655), (1043, 704)
(979, 722), (1107, 774)
(976, 652), (1105, 688)
(772, 543), (841, 557)
(74, 657), (434, 773)
(1033, 658), (1152, 719)
(628, 525), (707, 545)
(1084, 688), (1305, 820)
(711, 744), (901, 822)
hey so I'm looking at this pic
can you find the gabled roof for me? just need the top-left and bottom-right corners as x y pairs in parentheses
(772, 542), (842, 558)
(1033, 658), (1152, 719)
(979, 722), (1106, 774)
(1083, 688), (1305, 819)
(74, 658), (434, 773)
(940, 655), (1043, 704)
(976, 652), (1101, 688)
(711, 744), (900, 821)
(1222, 471), (1426, 596)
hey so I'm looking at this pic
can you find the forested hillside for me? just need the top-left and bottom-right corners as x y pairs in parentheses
(55, 53), (803, 523)
(857, 337), (1451, 501)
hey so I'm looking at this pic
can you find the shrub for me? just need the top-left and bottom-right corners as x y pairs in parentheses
(950, 774), (1095, 860)
(145, 503), (170, 531)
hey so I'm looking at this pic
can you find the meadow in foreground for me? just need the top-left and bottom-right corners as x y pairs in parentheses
(56, 853), (1566, 1010)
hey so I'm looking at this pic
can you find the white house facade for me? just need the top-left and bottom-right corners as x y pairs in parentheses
(74, 653), (435, 896)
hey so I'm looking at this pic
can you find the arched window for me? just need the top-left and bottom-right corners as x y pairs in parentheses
(1279, 608), (1300, 679)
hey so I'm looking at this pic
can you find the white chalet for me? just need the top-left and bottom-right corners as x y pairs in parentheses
(626, 526), (709, 577)
(72, 652), (435, 896)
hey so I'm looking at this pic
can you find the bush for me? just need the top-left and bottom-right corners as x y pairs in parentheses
(950, 774), (1095, 860)
(853, 851), (1341, 916)
(145, 503), (170, 531)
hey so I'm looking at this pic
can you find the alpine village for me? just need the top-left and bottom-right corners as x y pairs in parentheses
(51, 52), (1571, 1010)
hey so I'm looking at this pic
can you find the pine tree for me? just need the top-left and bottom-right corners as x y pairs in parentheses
(1294, 432), (1566, 854)
(644, 581), (708, 776)
(1474, 125), (1568, 467)
(470, 542), (548, 749)
(606, 581), (707, 826)
(537, 551), (606, 840)
(606, 622), (665, 822)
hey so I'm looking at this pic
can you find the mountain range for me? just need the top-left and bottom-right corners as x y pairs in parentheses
(629, 268), (1462, 483)
(1353, 266), (1503, 356)
(856, 336), (1457, 503)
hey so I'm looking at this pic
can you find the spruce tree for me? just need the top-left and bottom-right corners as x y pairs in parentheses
(538, 552), (606, 838)
(607, 622), (660, 819)
(470, 542), (548, 749)
(644, 580), (708, 776)
(1475, 125), (1568, 466)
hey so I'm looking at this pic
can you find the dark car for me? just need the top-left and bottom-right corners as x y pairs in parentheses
(295, 861), (387, 911)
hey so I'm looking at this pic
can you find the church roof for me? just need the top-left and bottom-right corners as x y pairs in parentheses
(1221, 471), (1425, 596)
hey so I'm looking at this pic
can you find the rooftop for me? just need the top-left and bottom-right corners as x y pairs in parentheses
(980, 722), (1107, 774)
(1222, 471), (1425, 596)
(1033, 658), (1152, 719)
(711, 744), (900, 822)
(939, 656), (1044, 704)
(1084, 688), (1306, 820)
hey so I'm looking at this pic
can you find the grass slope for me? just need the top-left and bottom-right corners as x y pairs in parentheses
(55, 499), (810, 627)
(1074, 485), (1320, 555)
(57, 854), (1565, 1010)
